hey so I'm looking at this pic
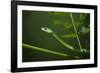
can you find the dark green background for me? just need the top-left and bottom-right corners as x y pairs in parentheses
(22, 10), (90, 62)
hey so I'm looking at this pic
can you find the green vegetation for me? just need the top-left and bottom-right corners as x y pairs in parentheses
(22, 10), (90, 62)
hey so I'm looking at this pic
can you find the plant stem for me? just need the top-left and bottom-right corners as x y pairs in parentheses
(69, 13), (83, 52)
(23, 43), (68, 57)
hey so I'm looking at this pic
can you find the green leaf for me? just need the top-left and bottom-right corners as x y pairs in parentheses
(62, 33), (77, 38)
(81, 26), (90, 34)
(48, 12), (68, 16)
(53, 20), (62, 25)
(53, 12), (66, 16)
(80, 13), (86, 20)
(64, 23), (72, 29)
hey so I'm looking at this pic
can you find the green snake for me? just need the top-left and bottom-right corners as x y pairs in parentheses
(41, 27), (74, 50)
(41, 27), (89, 53)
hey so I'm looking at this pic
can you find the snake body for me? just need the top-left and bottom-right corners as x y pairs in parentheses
(41, 27), (74, 50)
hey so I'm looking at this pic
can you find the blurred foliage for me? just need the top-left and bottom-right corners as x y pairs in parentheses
(48, 11), (90, 56)
(48, 12), (90, 37)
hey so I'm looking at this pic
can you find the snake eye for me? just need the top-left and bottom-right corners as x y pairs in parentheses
(41, 27), (53, 33)
(43, 27), (48, 30)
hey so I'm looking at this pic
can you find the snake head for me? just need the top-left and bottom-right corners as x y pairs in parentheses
(41, 27), (53, 34)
